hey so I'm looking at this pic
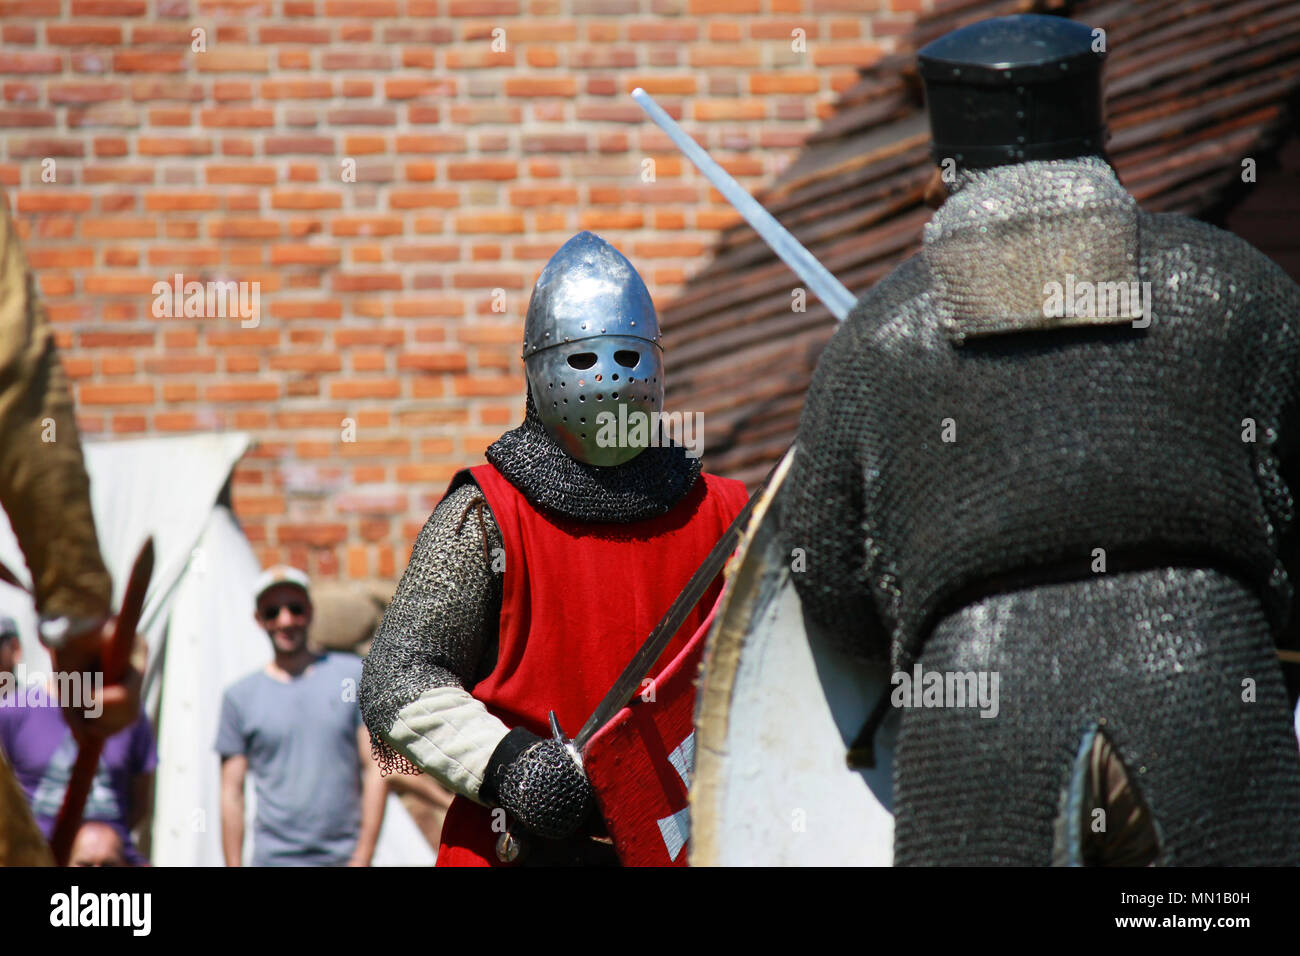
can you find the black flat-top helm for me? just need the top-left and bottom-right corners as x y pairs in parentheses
(918, 14), (1107, 169)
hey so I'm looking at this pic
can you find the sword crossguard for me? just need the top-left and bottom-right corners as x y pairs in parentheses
(548, 710), (584, 771)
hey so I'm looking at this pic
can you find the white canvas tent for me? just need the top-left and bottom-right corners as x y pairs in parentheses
(0, 432), (434, 866)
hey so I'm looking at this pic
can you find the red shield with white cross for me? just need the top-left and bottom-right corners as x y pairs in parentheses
(581, 603), (715, 867)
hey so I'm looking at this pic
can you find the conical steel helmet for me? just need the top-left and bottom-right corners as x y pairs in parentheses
(522, 232), (665, 467)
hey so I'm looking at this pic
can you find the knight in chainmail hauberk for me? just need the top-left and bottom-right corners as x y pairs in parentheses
(359, 232), (748, 866)
(782, 14), (1300, 865)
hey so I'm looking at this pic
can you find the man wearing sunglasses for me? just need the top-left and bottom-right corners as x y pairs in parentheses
(216, 566), (386, 866)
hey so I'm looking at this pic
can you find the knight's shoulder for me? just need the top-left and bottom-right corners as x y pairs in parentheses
(699, 472), (751, 507)
(1140, 210), (1276, 268)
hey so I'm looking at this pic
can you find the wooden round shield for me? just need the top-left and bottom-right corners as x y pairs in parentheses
(691, 449), (897, 865)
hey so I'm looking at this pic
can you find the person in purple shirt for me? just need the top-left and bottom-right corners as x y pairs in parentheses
(0, 679), (156, 865)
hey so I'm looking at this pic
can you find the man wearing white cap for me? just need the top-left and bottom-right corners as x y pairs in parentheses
(216, 566), (386, 866)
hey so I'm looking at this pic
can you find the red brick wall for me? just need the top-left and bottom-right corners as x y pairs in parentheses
(1, 0), (924, 583)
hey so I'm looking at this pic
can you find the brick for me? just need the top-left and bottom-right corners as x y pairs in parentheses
(277, 524), (348, 546)
(389, 244), (459, 263)
(10, 137), (85, 158)
(28, 247), (94, 270)
(503, 76), (576, 97)
(209, 218), (280, 239)
(206, 382), (279, 402)
(144, 355), (218, 374)
(0, 109), (54, 128)
(444, 48), (515, 69)
(81, 383), (154, 405)
(130, 80), (204, 102)
(327, 107), (396, 126)
(396, 463), (459, 484)
(200, 107), (274, 127)
(330, 379), (401, 399)
(330, 216), (404, 237)
(447, 160), (516, 181)
(578, 210), (645, 230)
(338, 439), (408, 459)
(389, 189), (459, 209)
(0, 53), (61, 74)
(160, 382), (195, 402)
(690, 46), (762, 68)
(269, 353), (342, 371)
(113, 51), (185, 73)
(223, 356), (261, 374)
(196, 49), (270, 73)
(522, 133), (588, 153)
(507, 186), (580, 207)
(206, 164), (277, 185)
(154, 412), (198, 431)
(51, 27), (123, 50)
(455, 213), (524, 234)
(261, 79), (332, 100)
(398, 351), (469, 372)
(72, 0), (146, 10)
(750, 73), (821, 94)
(697, 98), (768, 121)
(270, 245), (341, 266)
(130, 25), (191, 43)
(136, 137), (210, 156)
(447, 0), (519, 12)
(396, 133), (467, 153)
(352, 351), (387, 371)
(324, 0), (397, 12)
(81, 331), (154, 348)
(145, 193), (219, 211)
(49, 82), (126, 107)
(625, 75), (697, 96)
(322, 51), (391, 70)
(812, 44), (883, 67)
(272, 191), (342, 210)
(453, 375), (524, 396)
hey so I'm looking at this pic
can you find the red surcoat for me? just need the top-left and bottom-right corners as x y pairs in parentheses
(435, 462), (748, 866)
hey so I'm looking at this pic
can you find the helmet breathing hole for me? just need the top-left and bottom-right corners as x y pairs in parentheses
(579, 395), (586, 403)
(596, 394), (604, 401)
(594, 374), (602, 382)
(612, 392), (618, 399)
(611, 374), (619, 381)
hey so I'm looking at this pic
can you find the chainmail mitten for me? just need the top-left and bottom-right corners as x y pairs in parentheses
(481, 728), (594, 840)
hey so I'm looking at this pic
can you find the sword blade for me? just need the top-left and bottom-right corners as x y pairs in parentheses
(573, 93), (860, 753)
(631, 87), (857, 322)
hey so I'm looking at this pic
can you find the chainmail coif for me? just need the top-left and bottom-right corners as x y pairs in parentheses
(782, 156), (1300, 864)
(486, 391), (701, 524)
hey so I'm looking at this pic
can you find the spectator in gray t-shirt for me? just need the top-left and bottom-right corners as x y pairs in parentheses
(216, 566), (385, 866)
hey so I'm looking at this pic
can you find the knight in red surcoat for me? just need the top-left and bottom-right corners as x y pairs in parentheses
(359, 232), (748, 866)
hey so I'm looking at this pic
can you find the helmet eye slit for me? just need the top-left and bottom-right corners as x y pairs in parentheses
(567, 352), (597, 370)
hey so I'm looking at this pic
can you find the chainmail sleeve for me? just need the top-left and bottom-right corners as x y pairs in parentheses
(360, 481), (509, 800)
(781, 285), (901, 661)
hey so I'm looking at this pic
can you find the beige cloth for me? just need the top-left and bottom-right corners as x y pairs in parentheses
(0, 191), (112, 622)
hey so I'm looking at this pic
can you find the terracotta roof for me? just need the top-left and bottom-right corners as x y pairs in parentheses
(663, 0), (1300, 487)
